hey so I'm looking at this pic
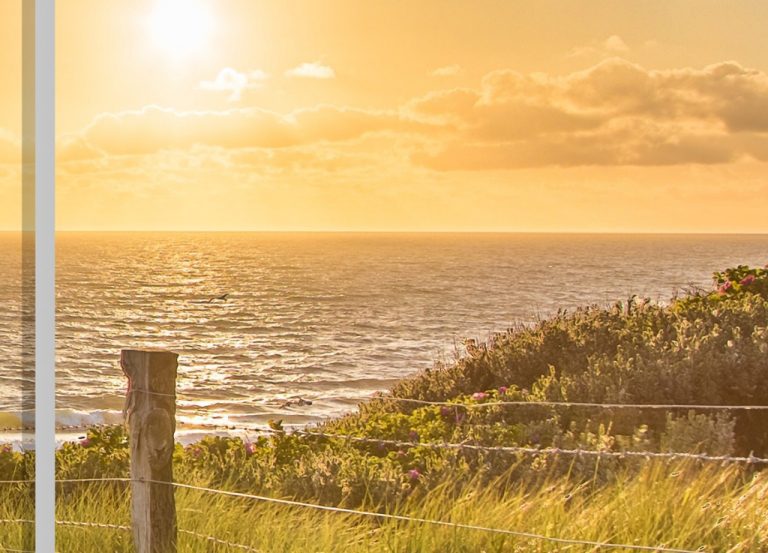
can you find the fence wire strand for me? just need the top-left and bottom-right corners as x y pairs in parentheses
(179, 529), (262, 552)
(55, 518), (263, 552)
(56, 520), (130, 532)
(0, 520), (34, 553)
(155, 479), (702, 553)
(375, 397), (768, 411)
(172, 422), (768, 465)
(148, 388), (768, 412)
(3, 394), (766, 434)
(45, 478), (708, 551)
(292, 429), (768, 464)
(4, 389), (765, 551)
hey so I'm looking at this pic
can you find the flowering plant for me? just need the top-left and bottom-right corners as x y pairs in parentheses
(713, 265), (768, 298)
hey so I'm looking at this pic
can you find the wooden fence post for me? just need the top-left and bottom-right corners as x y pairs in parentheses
(121, 349), (179, 553)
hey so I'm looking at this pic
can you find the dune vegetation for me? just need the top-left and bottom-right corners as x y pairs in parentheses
(1, 264), (767, 551)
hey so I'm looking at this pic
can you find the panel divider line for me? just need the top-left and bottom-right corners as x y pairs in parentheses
(35, 1), (56, 552)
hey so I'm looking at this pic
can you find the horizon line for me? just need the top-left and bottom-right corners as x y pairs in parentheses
(4, 229), (768, 235)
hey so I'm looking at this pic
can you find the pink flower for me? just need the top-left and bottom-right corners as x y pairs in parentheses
(472, 392), (488, 401)
(498, 386), (508, 395)
(407, 469), (421, 481)
(79, 438), (91, 448)
(439, 406), (452, 418)
(740, 274), (756, 286)
(244, 442), (256, 456)
(718, 281), (732, 295)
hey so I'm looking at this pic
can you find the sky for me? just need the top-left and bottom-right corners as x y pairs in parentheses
(1, 0), (768, 231)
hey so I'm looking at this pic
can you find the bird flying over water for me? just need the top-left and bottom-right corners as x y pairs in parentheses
(207, 293), (229, 303)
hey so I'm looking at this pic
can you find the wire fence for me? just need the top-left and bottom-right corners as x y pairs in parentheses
(1, 478), (706, 553)
(168, 420), (768, 465)
(128, 387), (768, 412)
(0, 515), (263, 553)
(2, 435), (763, 553)
(373, 396), (768, 411)
(0, 424), (121, 433)
(2, 392), (767, 435)
(0, 470), (752, 552)
(0, 519), (34, 553)
(2, 393), (766, 551)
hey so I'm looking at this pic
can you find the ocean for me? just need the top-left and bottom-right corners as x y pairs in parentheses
(1, 232), (766, 440)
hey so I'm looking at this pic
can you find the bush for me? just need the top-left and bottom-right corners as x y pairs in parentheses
(379, 266), (768, 455)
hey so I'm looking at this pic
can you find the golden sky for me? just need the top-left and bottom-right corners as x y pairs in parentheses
(2, 0), (768, 231)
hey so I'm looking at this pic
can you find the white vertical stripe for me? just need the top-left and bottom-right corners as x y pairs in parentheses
(35, 0), (56, 551)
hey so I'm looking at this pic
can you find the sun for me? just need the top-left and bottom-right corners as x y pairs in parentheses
(149, 0), (213, 59)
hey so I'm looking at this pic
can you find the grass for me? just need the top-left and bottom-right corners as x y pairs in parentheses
(2, 461), (767, 551)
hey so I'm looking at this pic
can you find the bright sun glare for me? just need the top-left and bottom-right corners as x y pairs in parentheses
(149, 0), (213, 59)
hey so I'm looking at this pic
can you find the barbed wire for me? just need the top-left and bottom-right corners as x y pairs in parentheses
(55, 518), (263, 552)
(4, 391), (764, 435)
(39, 477), (708, 551)
(157, 479), (703, 553)
(373, 397), (768, 411)
(2, 392), (763, 553)
(130, 387), (768, 413)
(3, 364), (762, 553)
(0, 519), (34, 553)
(179, 529), (262, 552)
(291, 429), (768, 465)
(170, 421), (768, 465)
(55, 478), (131, 485)
(56, 520), (130, 532)
(10, 478), (715, 551)
(0, 424), (123, 433)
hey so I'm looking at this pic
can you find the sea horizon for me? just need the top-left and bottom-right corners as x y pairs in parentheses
(4, 230), (768, 236)
(3, 232), (767, 441)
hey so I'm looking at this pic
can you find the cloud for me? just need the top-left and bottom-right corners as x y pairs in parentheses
(228, 146), (375, 174)
(562, 59), (768, 131)
(406, 88), (480, 122)
(60, 58), (768, 173)
(410, 58), (768, 169)
(57, 134), (106, 162)
(285, 62), (335, 79)
(603, 35), (629, 53)
(199, 67), (269, 101)
(66, 104), (434, 159)
(430, 65), (462, 77)
(567, 35), (630, 59)
(413, 126), (738, 170)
